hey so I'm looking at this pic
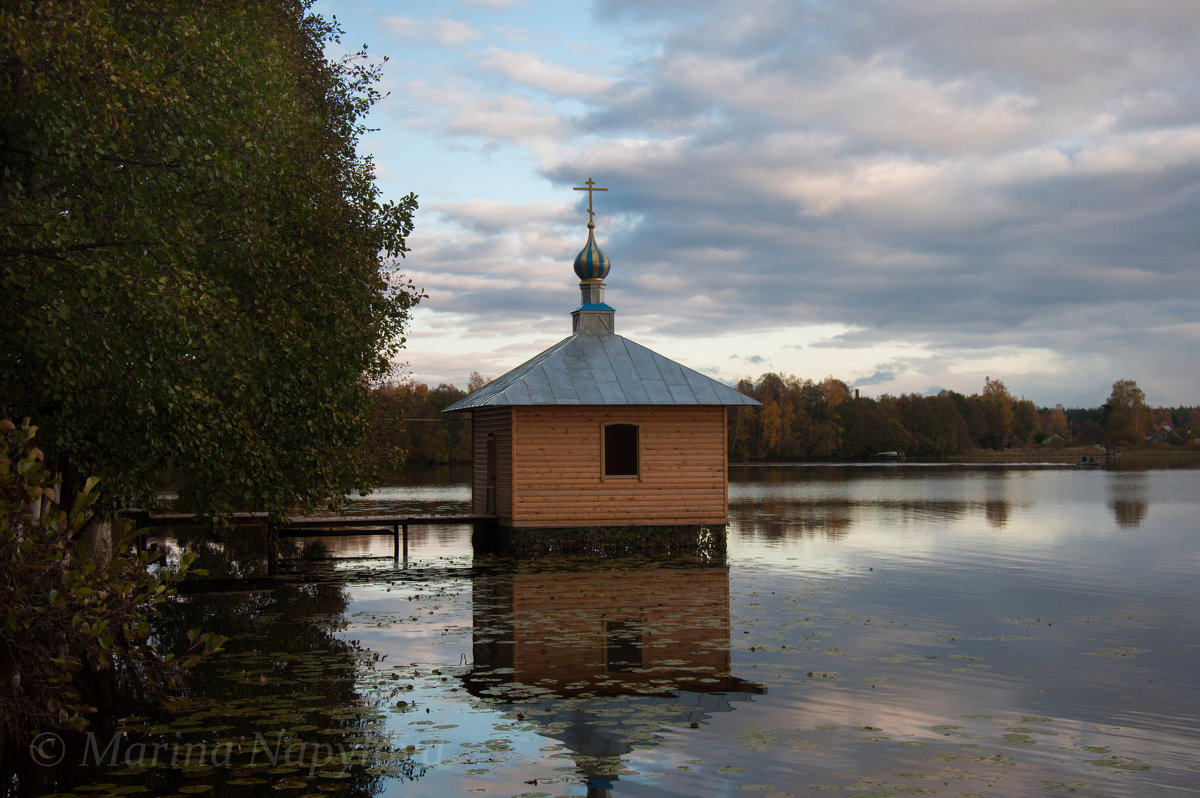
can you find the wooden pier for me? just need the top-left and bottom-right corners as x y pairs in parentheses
(272, 514), (494, 570)
(125, 510), (497, 572)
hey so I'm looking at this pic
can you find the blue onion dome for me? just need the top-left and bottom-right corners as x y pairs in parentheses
(573, 224), (610, 281)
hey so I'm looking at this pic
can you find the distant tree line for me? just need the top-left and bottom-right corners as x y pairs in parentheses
(370, 374), (1198, 466)
(364, 373), (486, 466)
(728, 375), (1199, 462)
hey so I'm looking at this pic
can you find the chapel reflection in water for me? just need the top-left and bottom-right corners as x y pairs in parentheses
(464, 555), (762, 796)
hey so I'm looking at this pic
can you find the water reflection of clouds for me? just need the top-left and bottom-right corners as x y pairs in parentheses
(136, 466), (1200, 796)
(713, 684), (1190, 796)
(723, 468), (1200, 774)
(290, 525), (477, 563)
(364, 466), (1195, 795)
(724, 540), (1200, 796)
(353, 484), (471, 504)
(341, 483), (472, 520)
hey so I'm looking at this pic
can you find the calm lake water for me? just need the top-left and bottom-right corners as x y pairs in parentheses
(48, 461), (1200, 797)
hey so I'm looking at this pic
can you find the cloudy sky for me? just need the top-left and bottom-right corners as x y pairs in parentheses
(315, 0), (1199, 409)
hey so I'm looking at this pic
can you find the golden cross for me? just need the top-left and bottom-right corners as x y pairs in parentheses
(573, 177), (608, 225)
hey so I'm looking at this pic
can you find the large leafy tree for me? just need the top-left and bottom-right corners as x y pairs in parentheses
(1, 0), (420, 518)
(1103, 379), (1150, 446)
(976, 377), (1015, 449)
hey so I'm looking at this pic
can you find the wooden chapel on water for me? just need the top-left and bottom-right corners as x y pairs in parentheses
(444, 180), (759, 530)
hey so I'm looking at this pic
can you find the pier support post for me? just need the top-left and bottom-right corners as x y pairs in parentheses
(267, 523), (279, 576)
(402, 522), (409, 568)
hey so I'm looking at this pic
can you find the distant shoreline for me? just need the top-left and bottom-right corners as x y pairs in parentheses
(938, 447), (1199, 464)
(385, 449), (1200, 481)
(723, 448), (1200, 466)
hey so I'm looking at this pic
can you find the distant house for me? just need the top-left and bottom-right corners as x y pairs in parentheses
(1146, 425), (1181, 444)
(444, 181), (758, 530)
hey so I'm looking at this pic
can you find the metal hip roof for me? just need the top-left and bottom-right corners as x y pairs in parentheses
(444, 332), (761, 411)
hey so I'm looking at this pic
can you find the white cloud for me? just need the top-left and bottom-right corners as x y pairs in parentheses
(405, 80), (569, 149)
(461, 0), (524, 9)
(381, 15), (481, 45)
(476, 48), (617, 96)
(431, 198), (570, 234)
(353, 0), (1200, 406)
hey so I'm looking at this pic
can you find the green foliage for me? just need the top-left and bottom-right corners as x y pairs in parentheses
(1, 0), (420, 518)
(0, 419), (225, 741)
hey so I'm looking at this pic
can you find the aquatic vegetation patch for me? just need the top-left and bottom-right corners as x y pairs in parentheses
(1083, 755), (1151, 773)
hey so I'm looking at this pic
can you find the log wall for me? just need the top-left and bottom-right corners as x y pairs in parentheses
(509, 405), (728, 527)
(469, 407), (513, 522)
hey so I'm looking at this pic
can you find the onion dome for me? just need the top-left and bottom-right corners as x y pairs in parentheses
(573, 223), (610, 282)
(570, 178), (615, 333)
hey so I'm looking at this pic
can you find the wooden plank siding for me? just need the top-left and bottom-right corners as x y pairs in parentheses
(509, 405), (728, 527)
(470, 407), (513, 523)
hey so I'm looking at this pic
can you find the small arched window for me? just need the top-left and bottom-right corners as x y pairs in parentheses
(603, 423), (639, 478)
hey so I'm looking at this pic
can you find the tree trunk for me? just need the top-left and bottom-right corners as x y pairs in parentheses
(77, 520), (113, 568)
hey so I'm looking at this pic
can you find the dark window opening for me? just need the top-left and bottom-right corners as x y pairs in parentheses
(605, 619), (643, 673)
(604, 423), (639, 477)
